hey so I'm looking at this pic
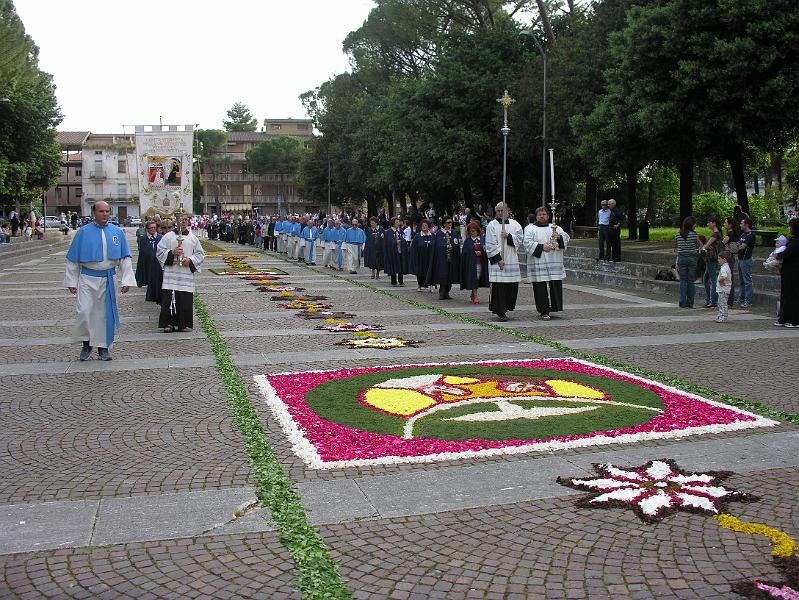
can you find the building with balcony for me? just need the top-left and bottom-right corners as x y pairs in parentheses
(80, 133), (139, 221)
(199, 118), (316, 215)
(44, 131), (89, 216)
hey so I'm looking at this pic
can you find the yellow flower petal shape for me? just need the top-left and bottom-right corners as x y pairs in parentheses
(442, 376), (481, 385)
(545, 379), (605, 399)
(363, 389), (436, 416)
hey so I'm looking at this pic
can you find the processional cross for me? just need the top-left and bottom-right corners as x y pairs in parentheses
(497, 90), (515, 258)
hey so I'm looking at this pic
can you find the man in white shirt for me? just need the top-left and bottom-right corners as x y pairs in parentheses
(597, 199), (610, 261)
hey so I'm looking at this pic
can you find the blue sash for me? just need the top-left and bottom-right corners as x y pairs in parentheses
(80, 267), (118, 348)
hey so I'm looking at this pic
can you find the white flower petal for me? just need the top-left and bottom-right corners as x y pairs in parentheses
(645, 460), (675, 480)
(590, 488), (646, 504)
(670, 473), (714, 484)
(571, 478), (640, 490)
(637, 491), (673, 515)
(676, 493), (718, 512)
(681, 484), (731, 498)
(599, 464), (644, 481)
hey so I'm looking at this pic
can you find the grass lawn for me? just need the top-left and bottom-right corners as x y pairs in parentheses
(627, 226), (788, 241)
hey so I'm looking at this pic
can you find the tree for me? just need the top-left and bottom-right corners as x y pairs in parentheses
(246, 136), (309, 212)
(0, 0), (63, 205)
(195, 129), (228, 214)
(223, 101), (258, 132)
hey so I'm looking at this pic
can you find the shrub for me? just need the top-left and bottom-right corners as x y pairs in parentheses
(747, 192), (782, 227)
(692, 192), (734, 225)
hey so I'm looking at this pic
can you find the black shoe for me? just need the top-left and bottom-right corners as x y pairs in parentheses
(97, 347), (112, 361)
(79, 342), (92, 361)
(497, 314), (508, 322)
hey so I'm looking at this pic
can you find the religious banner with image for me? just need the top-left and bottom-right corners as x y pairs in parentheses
(135, 125), (194, 216)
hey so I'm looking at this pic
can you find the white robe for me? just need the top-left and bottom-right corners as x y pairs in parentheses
(485, 219), (524, 283)
(523, 223), (570, 283)
(156, 231), (204, 293)
(64, 228), (136, 348)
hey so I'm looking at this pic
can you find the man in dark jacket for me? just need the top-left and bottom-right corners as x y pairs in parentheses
(608, 199), (623, 262)
(430, 217), (461, 299)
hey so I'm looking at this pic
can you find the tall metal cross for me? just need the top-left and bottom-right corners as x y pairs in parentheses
(497, 90), (515, 134)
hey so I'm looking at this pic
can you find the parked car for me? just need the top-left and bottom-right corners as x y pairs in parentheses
(78, 216), (93, 227)
(110, 216), (119, 225)
(125, 216), (142, 227)
(43, 216), (67, 230)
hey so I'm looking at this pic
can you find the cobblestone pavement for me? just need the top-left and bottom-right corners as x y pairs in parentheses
(0, 239), (796, 599)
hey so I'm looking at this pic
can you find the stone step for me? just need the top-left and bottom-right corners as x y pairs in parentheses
(0, 236), (71, 264)
(565, 267), (780, 309)
(563, 255), (781, 293)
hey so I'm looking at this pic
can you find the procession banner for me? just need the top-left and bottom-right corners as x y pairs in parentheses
(135, 125), (194, 216)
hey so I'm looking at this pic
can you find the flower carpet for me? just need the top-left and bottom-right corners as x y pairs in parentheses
(253, 357), (777, 469)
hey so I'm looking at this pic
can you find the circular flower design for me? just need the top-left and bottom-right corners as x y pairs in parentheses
(558, 459), (758, 523)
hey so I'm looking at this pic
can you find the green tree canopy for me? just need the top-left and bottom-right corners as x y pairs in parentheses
(223, 101), (258, 132)
(0, 0), (63, 202)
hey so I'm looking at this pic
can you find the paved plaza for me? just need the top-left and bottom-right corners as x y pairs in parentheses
(0, 233), (797, 599)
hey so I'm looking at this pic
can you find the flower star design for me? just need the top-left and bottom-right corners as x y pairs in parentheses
(557, 459), (757, 523)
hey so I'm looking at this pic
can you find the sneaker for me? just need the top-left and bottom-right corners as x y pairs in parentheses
(97, 347), (113, 361)
(714, 318), (728, 323)
(497, 313), (508, 322)
(79, 342), (92, 361)
(785, 323), (799, 328)
(774, 321), (784, 327)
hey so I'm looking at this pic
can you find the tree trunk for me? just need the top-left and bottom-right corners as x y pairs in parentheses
(625, 166), (638, 240)
(510, 169), (527, 222)
(753, 174), (759, 195)
(646, 178), (656, 223)
(775, 153), (783, 191)
(462, 179), (474, 214)
(535, 0), (556, 45)
(678, 157), (693, 224)
(727, 145), (750, 214)
(366, 196), (379, 220)
(583, 172), (597, 227)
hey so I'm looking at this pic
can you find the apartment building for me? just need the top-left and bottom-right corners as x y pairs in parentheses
(44, 131), (89, 216)
(200, 118), (315, 215)
(80, 133), (139, 221)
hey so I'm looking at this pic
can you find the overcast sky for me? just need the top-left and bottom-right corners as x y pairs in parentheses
(13, 0), (375, 133)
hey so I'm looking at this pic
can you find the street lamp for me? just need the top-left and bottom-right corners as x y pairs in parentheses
(520, 29), (547, 209)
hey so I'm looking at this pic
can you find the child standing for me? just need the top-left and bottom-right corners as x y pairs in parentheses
(716, 250), (733, 323)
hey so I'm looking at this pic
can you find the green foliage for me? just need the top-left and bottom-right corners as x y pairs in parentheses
(195, 129), (228, 209)
(0, 0), (62, 201)
(247, 136), (308, 176)
(193, 295), (351, 599)
(223, 101), (258, 132)
(691, 192), (734, 225)
(747, 192), (783, 227)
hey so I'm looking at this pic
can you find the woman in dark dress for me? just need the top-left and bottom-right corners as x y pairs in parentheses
(460, 222), (489, 304)
(776, 217), (799, 327)
(409, 220), (435, 292)
(363, 217), (385, 279)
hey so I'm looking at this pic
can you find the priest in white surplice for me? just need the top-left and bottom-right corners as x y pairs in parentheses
(64, 201), (136, 361)
(523, 206), (570, 320)
(485, 202), (524, 322)
(156, 217), (205, 332)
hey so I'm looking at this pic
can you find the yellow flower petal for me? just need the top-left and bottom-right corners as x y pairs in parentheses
(363, 389), (435, 416)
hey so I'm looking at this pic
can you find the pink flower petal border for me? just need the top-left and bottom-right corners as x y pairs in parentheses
(253, 357), (779, 469)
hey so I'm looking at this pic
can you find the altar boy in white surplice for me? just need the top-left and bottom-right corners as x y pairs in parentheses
(156, 216), (204, 332)
(523, 206), (570, 321)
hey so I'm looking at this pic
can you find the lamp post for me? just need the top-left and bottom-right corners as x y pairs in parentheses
(521, 29), (547, 209)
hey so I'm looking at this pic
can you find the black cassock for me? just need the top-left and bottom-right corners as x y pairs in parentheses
(429, 229), (461, 287)
(364, 226), (385, 270)
(135, 234), (163, 303)
(460, 236), (489, 290)
(383, 228), (409, 276)
(409, 233), (435, 287)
